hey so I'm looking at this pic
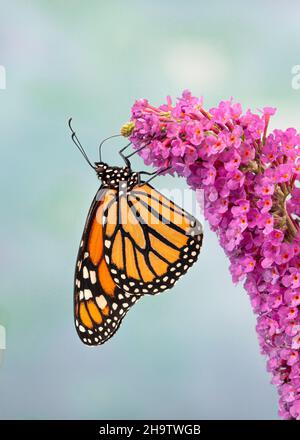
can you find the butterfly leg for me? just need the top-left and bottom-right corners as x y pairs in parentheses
(118, 143), (132, 168)
(137, 166), (171, 185)
(119, 142), (151, 168)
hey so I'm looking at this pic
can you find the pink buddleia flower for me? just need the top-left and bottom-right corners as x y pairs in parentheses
(290, 399), (300, 419)
(275, 243), (295, 265)
(226, 126), (243, 149)
(185, 121), (204, 146)
(210, 100), (233, 124)
(287, 351), (299, 366)
(240, 256), (256, 273)
(276, 164), (293, 183)
(257, 197), (273, 213)
(123, 90), (300, 419)
(240, 142), (255, 163)
(171, 138), (186, 157)
(262, 106), (277, 117)
(202, 164), (217, 186)
(292, 334), (300, 350)
(282, 269), (300, 289)
(224, 150), (241, 172)
(254, 178), (275, 197)
(270, 229), (284, 246)
(231, 199), (250, 217)
(291, 292), (300, 306)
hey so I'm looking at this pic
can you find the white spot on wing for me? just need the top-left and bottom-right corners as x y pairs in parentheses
(90, 271), (97, 284)
(83, 266), (89, 279)
(84, 289), (93, 300)
(96, 295), (107, 309)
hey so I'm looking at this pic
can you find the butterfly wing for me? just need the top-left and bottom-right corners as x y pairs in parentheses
(104, 182), (203, 295)
(74, 187), (141, 346)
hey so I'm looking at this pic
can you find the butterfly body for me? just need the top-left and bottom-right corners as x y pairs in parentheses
(73, 149), (203, 346)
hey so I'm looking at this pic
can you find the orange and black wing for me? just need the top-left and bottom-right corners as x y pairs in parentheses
(104, 182), (203, 295)
(74, 188), (141, 346)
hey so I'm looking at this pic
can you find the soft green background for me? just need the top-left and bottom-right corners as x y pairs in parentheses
(1, 0), (300, 420)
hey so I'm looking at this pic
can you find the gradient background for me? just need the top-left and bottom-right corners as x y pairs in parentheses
(1, 0), (300, 420)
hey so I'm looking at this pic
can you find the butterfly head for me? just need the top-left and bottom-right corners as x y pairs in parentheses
(94, 161), (108, 177)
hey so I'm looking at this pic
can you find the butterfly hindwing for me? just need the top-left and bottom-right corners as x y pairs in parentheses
(74, 188), (141, 346)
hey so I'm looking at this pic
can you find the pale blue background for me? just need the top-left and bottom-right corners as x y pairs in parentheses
(1, 0), (300, 419)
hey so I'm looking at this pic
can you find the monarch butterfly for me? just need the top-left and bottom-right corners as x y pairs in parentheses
(69, 119), (203, 346)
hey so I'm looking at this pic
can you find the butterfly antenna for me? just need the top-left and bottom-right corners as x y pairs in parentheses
(68, 118), (95, 169)
(99, 134), (123, 162)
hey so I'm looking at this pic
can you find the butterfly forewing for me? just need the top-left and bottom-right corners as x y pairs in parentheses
(103, 182), (203, 296)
